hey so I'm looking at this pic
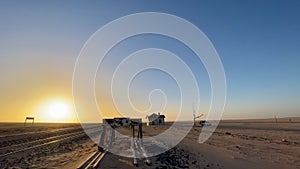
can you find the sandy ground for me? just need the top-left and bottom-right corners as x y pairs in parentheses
(0, 119), (299, 169)
(0, 123), (98, 169)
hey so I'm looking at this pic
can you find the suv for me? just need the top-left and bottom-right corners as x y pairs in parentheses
(199, 121), (212, 126)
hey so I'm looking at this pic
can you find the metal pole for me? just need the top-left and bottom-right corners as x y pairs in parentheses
(138, 123), (143, 145)
(107, 126), (115, 150)
(138, 122), (151, 165)
(131, 125), (138, 166)
(98, 124), (107, 151)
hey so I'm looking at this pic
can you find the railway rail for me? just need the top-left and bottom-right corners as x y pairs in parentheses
(0, 131), (86, 158)
(77, 149), (107, 169)
(78, 119), (152, 168)
(0, 126), (80, 138)
(0, 126), (100, 158)
(0, 126), (86, 148)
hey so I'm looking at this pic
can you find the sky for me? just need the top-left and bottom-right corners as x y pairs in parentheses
(0, 0), (299, 122)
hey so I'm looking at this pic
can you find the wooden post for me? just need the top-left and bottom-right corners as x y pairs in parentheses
(24, 117), (34, 126)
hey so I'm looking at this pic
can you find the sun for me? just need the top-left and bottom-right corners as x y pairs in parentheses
(36, 98), (78, 123)
(38, 100), (74, 122)
(47, 102), (69, 120)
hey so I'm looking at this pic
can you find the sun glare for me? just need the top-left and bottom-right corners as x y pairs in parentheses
(47, 102), (69, 120)
(38, 100), (75, 123)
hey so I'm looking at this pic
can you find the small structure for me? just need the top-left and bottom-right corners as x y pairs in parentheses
(103, 118), (114, 125)
(24, 117), (34, 126)
(114, 117), (130, 126)
(103, 117), (130, 127)
(146, 113), (165, 125)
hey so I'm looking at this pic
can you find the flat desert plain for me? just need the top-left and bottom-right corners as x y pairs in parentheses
(0, 118), (299, 169)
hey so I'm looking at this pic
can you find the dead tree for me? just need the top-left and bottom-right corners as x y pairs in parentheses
(193, 105), (203, 126)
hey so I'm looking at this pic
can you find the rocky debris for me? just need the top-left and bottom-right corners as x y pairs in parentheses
(153, 146), (224, 169)
(155, 147), (189, 169)
(225, 132), (231, 135)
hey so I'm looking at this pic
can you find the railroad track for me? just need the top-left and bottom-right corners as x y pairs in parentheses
(0, 125), (101, 148)
(0, 131), (86, 158)
(78, 136), (153, 169)
(77, 149), (107, 169)
(79, 128), (153, 168)
(0, 127), (85, 149)
(0, 126), (101, 158)
(0, 126), (81, 138)
(0, 130), (84, 154)
(78, 124), (115, 169)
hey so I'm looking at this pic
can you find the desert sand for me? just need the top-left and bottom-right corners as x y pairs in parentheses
(0, 118), (299, 169)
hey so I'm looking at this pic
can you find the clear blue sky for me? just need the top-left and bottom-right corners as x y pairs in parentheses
(0, 0), (299, 121)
